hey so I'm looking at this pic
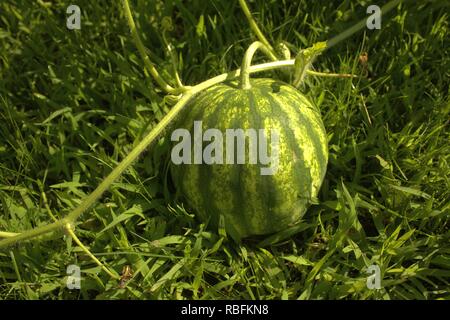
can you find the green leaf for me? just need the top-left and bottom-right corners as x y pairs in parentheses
(99, 205), (145, 233)
(282, 255), (313, 266)
(389, 185), (432, 199)
(196, 15), (205, 37)
(292, 41), (327, 87)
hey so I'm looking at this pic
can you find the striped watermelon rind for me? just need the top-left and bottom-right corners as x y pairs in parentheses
(170, 78), (328, 239)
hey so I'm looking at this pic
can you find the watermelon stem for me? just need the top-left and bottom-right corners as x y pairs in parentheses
(240, 41), (274, 89)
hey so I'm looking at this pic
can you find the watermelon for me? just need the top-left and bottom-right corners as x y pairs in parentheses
(170, 78), (328, 239)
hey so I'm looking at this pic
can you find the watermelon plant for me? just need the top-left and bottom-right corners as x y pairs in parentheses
(0, 0), (405, 279)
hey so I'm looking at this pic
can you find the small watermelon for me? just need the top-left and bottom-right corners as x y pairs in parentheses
(170, 78), (328, 239)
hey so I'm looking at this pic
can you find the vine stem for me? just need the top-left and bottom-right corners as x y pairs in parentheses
(65, 223), (120, 279)
(307, 70), (357, 78)
(240, 41), (274, 89)
(0, 219), (67, 246)
(326, 0), (404, 48)
(64, 91), (194, 224)
(238, 0), (277, 61)
(121, 0), (184, 95)
(0, 231), (19, 238)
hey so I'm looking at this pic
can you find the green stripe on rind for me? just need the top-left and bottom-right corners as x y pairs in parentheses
(246, 90), (272, 235)
(257, 90), (312, 229)
(283, 90), (328, 189)
(228, 91), (250, 237)
(202, 89), (241, 233)
(258, 78), (328, 190)
(269, 93), (327, 196)
(175, 85), (227, 223)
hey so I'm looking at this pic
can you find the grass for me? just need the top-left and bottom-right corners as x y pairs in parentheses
(0, 0), (449, 299)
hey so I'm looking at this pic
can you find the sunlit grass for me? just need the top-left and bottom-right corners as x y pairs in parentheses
(0, 0), (448, 299)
